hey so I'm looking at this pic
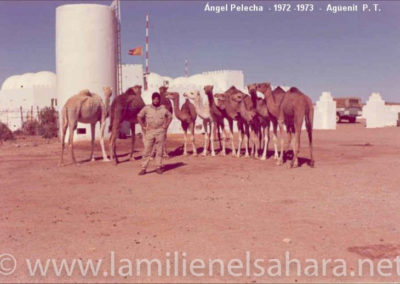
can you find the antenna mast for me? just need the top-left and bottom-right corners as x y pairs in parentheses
(144, 13), (149, 90)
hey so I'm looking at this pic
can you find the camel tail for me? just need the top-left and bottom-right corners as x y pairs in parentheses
(305, 103), (314, 166)
(305, 104), (313, 144)
(61, 106), (68, 136)
(108, 105), (114, 133)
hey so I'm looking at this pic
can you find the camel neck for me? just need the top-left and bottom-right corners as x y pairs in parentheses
(263, 89), (279, 116)
(205, 92), (215, 107)
(172, 96), (183, 120)
(250, 92), (258, 108)
(104, 95), (111, 116)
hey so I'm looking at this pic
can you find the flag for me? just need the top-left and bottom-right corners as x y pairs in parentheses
(129, 46), (142, 56)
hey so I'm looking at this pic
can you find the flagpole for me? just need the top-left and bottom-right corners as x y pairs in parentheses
(144, 13), (149, 90)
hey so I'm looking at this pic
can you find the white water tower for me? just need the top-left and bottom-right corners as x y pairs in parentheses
(56, 4), (117, 141)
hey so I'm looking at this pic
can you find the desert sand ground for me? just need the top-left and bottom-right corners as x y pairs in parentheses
(1, 121), (400, 283)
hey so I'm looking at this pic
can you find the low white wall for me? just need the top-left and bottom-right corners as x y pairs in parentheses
(362, 93), (398, 128)
(313, 92), (336, 130)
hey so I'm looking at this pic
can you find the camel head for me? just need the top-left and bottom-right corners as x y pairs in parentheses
(255, 82), (272, 94)
(247, 84), (257, 96)
(125, 85), (142, 96)
(132, 85), (142, 96)
(103, 86), (113, 98)
(159, 86), (168, 95)
(204, 85), (213, 95)
(230, 91), (244, 104)
(183, 90), (200, 102)
(165, 92), (179, 100)
(214, 93), (226, 109)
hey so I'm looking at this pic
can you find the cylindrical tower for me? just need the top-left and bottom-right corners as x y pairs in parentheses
(56, 4), (117, 141)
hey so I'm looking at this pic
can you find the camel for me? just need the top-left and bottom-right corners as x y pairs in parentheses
(247, 84), (279, 160)
(59, 86), (112, 165)
(255, 83), (314, 168)
(213, 86), (256, 157)
(165, 92), (197, 156)
(108, 85), (145, 164)
(204, 85), (235, 156)
(183, 90), (215, 156)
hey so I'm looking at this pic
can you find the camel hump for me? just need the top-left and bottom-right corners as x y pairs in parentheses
(273, 86), (286, 94)
(289, 87), (302, 93)
(78, 89), (93, 97)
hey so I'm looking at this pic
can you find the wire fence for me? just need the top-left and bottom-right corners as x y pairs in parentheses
(0, 105), (58, 131)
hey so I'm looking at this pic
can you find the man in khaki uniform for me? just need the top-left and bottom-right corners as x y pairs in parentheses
(138, 92), (172, 175)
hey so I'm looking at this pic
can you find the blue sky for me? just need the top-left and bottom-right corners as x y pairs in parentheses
(0, 1), (399, 101)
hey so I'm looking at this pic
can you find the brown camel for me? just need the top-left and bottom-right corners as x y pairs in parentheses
(255, 83), (314, 167)
(166, 92), (197, 156)
(60, 86), (112, 165)
(108, 85), (145, 164)
(204, 85), (235, 156)
(247, 84), (279, 160)
(214, 86), (255, 157)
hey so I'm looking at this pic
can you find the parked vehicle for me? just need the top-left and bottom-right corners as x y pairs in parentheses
(334, 97), (362, 123)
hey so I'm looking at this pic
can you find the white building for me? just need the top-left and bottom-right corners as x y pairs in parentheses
(0, 71), (57, 131)
(363, 93), (399, 128)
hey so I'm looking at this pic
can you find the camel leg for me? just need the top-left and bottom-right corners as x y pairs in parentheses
(244, 124), (250, 158)
(261, 125), (269, 160)
(90, 123), (96, 162)
(286, 129), (294, 168)
(210, 122), (216, 157)
(202, 120), (208, 156)
(129, 123), (136, 160)
(59, 118), (68, 166)
(109, 123), (119, 165)
(254, 130), (260, 159)
(220, 125), (227, 156)
(227, 120), (235, 157)
(99, 119), (109, 162)
(183, 129), (188, 156)
(68, 122), (77, 164)
(272, 121), (279, 160)
(236, 122), (243, 158)
(190, 123), (197, 156)
(292, 129), (301, 168)
(277, 120), (285, 166)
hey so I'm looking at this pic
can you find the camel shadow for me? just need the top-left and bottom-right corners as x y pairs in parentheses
(109, 152), (141, 164)
(147, 162), (186, 174)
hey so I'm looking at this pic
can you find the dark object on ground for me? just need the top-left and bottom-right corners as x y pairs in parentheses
(0, 122), (14, 142)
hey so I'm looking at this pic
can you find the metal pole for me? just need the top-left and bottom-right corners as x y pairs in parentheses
(144, 13), (149, 90)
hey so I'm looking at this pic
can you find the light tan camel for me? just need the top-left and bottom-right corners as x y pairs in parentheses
(108, 85), (145, 164)
(183, 90), (215, 156)
(204, 85), (235, 156)
(166, 92), (197, 156)
(247, 84), (279, 160)
(255, 83), (314, 167)
(59, 86), (112, 165)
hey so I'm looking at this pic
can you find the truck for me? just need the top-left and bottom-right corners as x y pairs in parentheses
(334, 97), (363, 123)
